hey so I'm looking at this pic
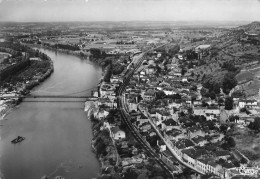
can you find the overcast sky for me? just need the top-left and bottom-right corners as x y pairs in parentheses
(0, 0), (259, 22)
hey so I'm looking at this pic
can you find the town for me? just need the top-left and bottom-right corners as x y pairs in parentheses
(84, 22), (260, 179)
(1, 20), (260, 179)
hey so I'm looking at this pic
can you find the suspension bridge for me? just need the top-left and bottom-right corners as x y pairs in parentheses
(0, 86), (99, 101)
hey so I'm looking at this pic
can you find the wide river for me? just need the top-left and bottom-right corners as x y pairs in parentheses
(0, 49), (102, 179)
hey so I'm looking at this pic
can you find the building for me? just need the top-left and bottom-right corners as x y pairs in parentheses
(143, 89), (156, 102)
(187, 126), (206, 139)
(193, 107), (220, 121)
(195, 44), (211, 59)
(238, 99), (258, 109)
(111, 126), (126, 140)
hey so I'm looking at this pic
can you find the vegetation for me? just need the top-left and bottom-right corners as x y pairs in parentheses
(55, 43), (80, 51)
(222, 136), (236, 149)
(0, 42), (53, 91)
(104, 64), (113, 83)
(231, 90), (246, 98)
(225, 97), (234, 110)
(248, 117), (260, 132)
(222, 72), (238, 94)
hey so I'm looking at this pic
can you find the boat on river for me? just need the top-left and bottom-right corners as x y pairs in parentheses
(11, 136), (25, 144)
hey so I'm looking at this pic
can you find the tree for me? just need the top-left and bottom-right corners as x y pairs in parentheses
(222, 61), (238, 72)
(222, 136), (236, 149)
(248, 117), (260, 132)
(206, 121), (215, 130)
(218, 98), (224, 106)
(200, 87), (208, 97)
(240, 158), (248, 164)
(225, 97), (233, 110)
(103, 64), (112, 82)
(202, 101), (209, 107)
(156, 90), (166, 99)
(222, 72), (237, 94)
(181, 68), (187, 76)
(206, 91), (216, 100)
(229, 115), (239, 122)
(219, 124), (228, 134)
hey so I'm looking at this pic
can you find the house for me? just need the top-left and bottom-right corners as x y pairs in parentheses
(138, 102), (148, 114)
(193, 100), (202, 106)
(208, 134), (224, 143)
(175, 138), (194, 150)
(165, 128), (183, 140)
(29, 57), (41, 61)
(127, 98), (138, 112)
(94, 108), (109, 120)
(163, 87), (176, 95)
(168, 101), (182, 109)
(238, 99), (258, 109)
(98, 98), (117, 108)
(143, 89), (156, 102)
(191, 136), (208, 146)
(136, 116), (149, 127)
(193, 107), (220, 120)
(145, 65), (156, 74)
(214, 150), (231, 160)
(197, 158), (222, 175)
(187, 126), (205, 139)
(195, 44), (211, 59)
(157, 140), (167, 152)
(156, 110), (171, 122)
(162, 118), (178, 131)
(139, 122), (151, 132)
(111, 126), (126, 140)
(161, 150), (180, 172)
(182, 147), (213, 169)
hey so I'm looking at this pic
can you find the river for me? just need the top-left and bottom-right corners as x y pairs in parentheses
(0, 49), (102, 179)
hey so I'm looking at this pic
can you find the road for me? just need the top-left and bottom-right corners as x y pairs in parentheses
(145, 111), (205, 175)
(117, 45), (179, 178)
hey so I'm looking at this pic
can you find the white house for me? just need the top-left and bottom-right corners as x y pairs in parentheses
(187, 126), (205, 139)
(238, 99), (258, 109)
(193, 107), (220, 120)
(94, 108), (109, 120)
(156, 110), (171, 122)
(157, 140), (167, 152)
(143, 89), (156, 102)
(111, 126), (126, 140)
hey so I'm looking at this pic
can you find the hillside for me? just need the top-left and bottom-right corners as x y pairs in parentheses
(237, 21), (260, 34)
(196, 21), (260, 97)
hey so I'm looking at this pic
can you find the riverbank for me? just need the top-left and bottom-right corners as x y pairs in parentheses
(84, 101), (120, 178)
(25, 43), (91, 61)
(0, 50), (54, 120)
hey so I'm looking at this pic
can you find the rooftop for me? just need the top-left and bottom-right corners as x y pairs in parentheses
(195, 44), (211, 50)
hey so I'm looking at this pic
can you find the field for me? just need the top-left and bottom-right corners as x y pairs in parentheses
(230, 127), (260, 166)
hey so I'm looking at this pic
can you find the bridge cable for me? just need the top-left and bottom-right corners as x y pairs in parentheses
(55, 86), (98, 96)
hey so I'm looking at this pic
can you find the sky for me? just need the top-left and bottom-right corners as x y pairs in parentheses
(0, 0), (260, 22)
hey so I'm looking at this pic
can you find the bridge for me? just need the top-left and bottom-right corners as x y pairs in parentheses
(1, 86), (99, 100)
(1, 95), (98, 100)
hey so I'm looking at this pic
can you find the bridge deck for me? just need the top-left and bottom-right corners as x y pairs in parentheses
(1, 95), (97, 99)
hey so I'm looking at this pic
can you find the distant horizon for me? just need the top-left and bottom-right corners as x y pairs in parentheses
(0, 0), (260, 22)
(0, 20), (254, 25)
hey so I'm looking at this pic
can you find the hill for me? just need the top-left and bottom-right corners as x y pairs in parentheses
(237, 21), (260, 34)
(196, 21), (260, 97)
